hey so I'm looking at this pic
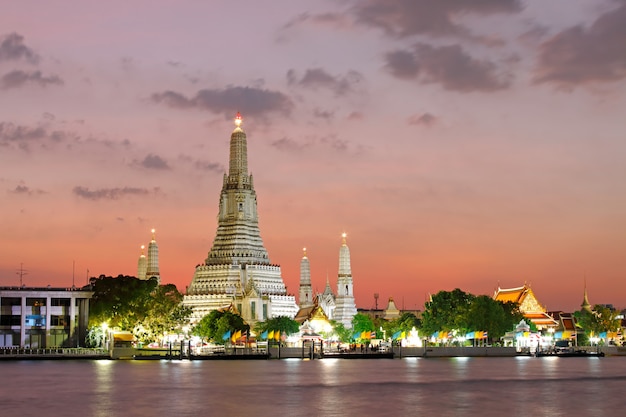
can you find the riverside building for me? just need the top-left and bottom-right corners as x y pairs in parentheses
(0, 286), (92, 348)
(183, 113), (298, 324)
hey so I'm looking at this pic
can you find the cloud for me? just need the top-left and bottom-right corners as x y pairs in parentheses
(352, 0), (522, 38)
(138, 154), (170, 170)
(385, 43), (511, 92)
(408, 113), (437, 126)
(534, 4), (626, 87)
(313, 108), (334, 121)
(194, 160), (223, 172)
(9, 184), (46, 195)
(1, 70), (63, 89)
(0, 33), (39, 64)
(286, 68), (364, 96)
(271, 137), (311, 152)
(151, 85), (293, 118)
(72, 186), (161, 201)
(0, 122), (47, 144)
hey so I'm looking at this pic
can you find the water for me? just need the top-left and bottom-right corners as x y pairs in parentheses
(2, 356), (624, 416)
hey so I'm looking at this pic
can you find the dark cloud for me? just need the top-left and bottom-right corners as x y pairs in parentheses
(534, 4), (626, 87)
(194, 160), (223, 172)
(73, 186), (161, 201)
(139, 154), (170, 170)
(1, 70), (63, 90)
(286, 68), (363, 96)
(0, 33), (39, 63)
(408, 113), (437, 126)
(0, 122), (47, 144)
(9, 184), (45, 195)
(351, 0), (523, 38)
(313, 108), (334, 120)
(385, 43), (511, 92)
(347, 111), (364, 120)
(151, 86), (293, 118)
(271, 137), (311, 152)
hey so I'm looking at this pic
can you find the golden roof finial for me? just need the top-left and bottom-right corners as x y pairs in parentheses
(151, 228), (156, 241)
(140, 245), (145, 255)
(341, 232), (347, 245)
(303, 247), (307, 258)
(235, 112), (242, 128)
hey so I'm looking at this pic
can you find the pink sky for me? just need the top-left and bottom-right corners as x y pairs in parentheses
(1, 0), (625, 312)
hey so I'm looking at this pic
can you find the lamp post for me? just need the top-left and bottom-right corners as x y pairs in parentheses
(101, 322), (109, 350)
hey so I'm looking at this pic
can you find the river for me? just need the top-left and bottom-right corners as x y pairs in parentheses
(2, 356), (624, 416)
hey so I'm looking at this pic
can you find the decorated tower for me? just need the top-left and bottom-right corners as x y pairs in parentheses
(184, 113), (297, 323)
(298, 248), (314, 308)
(145, 229), (160, 283)
(333, 233), (357, 328)
(137, 245), (147, 280)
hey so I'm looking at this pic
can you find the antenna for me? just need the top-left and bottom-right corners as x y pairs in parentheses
(16, 263), (28, 287)
(374, 293), (379, 309)
(72, 260), (75, 289)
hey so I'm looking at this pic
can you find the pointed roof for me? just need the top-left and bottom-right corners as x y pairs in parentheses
(581, 283), (592, 312)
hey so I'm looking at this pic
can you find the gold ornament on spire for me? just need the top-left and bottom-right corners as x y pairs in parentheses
(235, 112), (242, 128)
(303, 247), (307, 258)
(342, 232), (347, 245)
(151, 229), (156, 241)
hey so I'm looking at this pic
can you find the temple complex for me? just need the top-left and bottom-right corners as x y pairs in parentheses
(183, 113), (297, 324)
(297, 234), (357, 328)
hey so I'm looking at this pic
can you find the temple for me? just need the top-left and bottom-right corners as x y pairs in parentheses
(183, 113), (298, 324)
(297, 233), (357, 328)
(493, 284), (558, 330)
(137, 229), (160, 284)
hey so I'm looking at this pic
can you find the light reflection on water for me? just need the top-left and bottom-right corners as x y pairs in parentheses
(1, 356), (625, 417)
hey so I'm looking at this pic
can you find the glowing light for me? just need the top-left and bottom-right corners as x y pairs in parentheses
(235, 112), (242, 127)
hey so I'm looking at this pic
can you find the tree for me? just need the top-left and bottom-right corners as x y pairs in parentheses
(330, 321), (351, 342)
(575, 304), (621, 338)
(255, 316), (300, 337)
(421, 289), (474, 336)
(192, 310), (249, 344)
(87, 275), (190, 345)
(466, 296), (522, 342)
(351, 313), (375, 341)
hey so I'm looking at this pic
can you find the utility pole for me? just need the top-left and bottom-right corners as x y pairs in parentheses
(374, 293), (379, 309)
(16, 263), (28, 287)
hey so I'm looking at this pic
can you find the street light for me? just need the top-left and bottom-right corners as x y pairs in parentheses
(101, 322), (109, 350)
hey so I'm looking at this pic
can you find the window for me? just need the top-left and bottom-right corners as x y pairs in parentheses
(263, 304), (267, 320)
(1, 297), (21, 306)
(251, 301), (256, 318)
(51, 315), (69, 327)
(26, 298), (46, 307)
(0, 315), (21, 326)
(51, 298), (70, 307)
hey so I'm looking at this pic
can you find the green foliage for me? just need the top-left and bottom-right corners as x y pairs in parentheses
(386, 312), (421, 339)
(88, 274), (190, 344)
(255, 316), (300, 337)
(421, 289), (523, 342)
(466, 296), (523, 340)
(351, 313), (375, 341)
(330, 321), (351, 342)
(192, 310), (249, 344)
(575, 305), (621, 336)
(421, 289), (474, 336)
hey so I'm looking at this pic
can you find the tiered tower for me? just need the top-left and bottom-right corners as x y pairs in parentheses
(298, 248), (314, 308)
(184, 113), (297, 324)
(333, 233), (357, 328)
(137, 245), (147, 280)
(145, 229), (160, 283)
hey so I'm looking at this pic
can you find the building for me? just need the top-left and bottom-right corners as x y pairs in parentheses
(298, 248), (314, 309)
(332, 233), (358, 328)
(137, 229), (160, 283)
(183, 113), (298, 324)
(0, 286), (92, 348)
(493, 284), (558, 330)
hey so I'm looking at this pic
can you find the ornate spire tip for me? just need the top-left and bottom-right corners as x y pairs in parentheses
(234, 112), (242, 127)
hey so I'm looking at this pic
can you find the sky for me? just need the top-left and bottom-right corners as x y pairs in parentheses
(1, 0), (625, 313)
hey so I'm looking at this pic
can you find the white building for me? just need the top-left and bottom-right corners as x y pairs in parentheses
(0, 286), (92, 348)
(183, 113), (298, 324)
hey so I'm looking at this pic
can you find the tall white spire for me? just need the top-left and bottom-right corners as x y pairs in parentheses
(334, 233), (357, 328)
(145, 228), (160, 284)
(299, 247), (314, 308)
(137, 245), (147, 280)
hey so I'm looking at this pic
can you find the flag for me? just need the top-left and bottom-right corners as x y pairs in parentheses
(222, 330), (231, 341)
(231, 330), (241, 343)
(353, 332), (360, 340)
(274, 330), (281, 341)
(370, 331), (376, 339)
(400, 331), (406, 340)
(268, 330), (274, 340)
(261, 330), (268, 339)
(392, 331), (401, 340)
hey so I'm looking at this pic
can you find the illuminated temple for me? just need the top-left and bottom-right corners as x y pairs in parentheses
(183, 113), (298, 324)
